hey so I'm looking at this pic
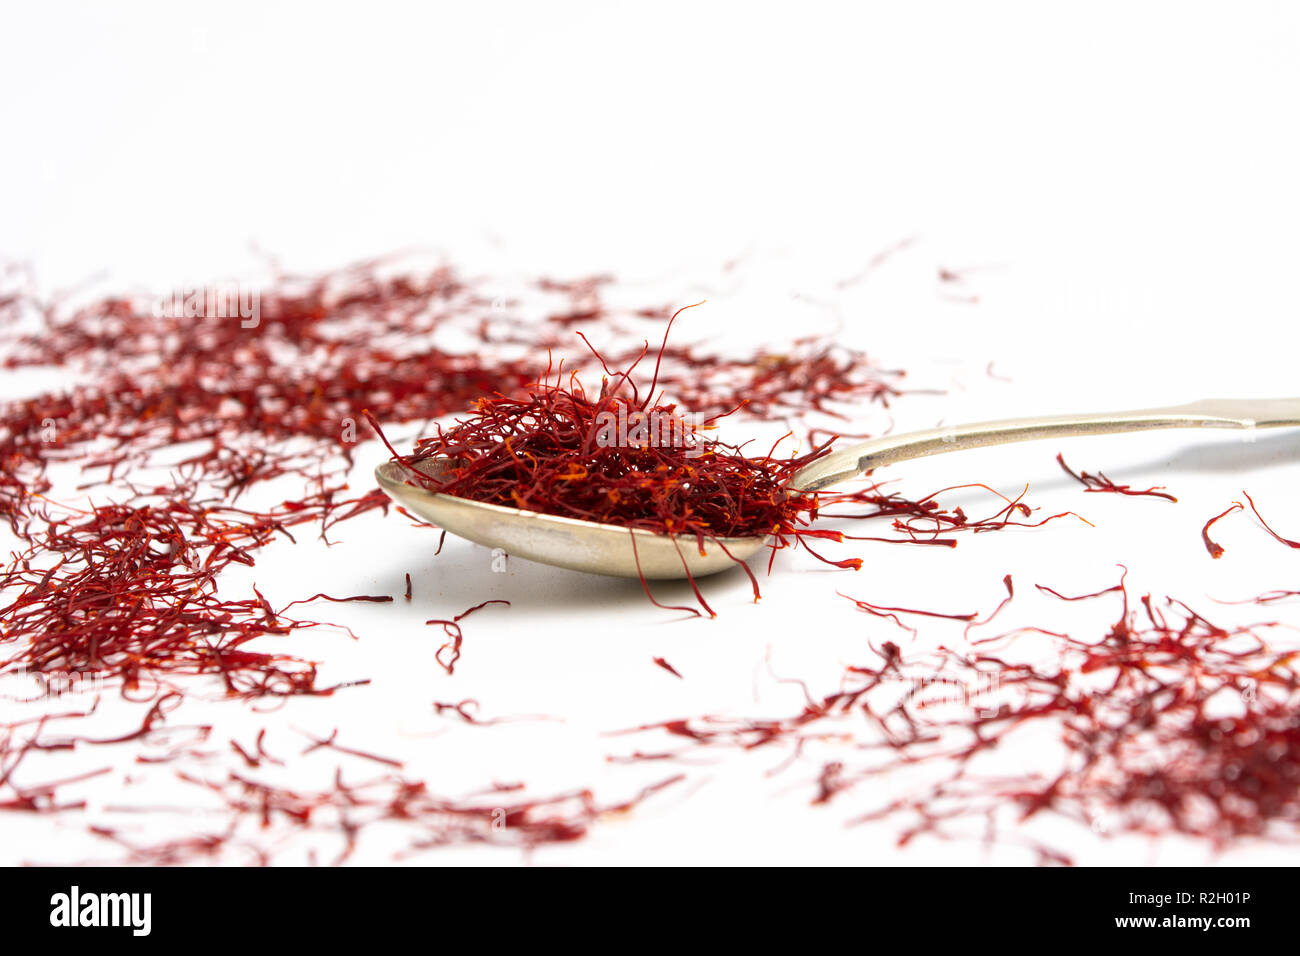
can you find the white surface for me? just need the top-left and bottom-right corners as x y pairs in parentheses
(2, 1), (1299, 865)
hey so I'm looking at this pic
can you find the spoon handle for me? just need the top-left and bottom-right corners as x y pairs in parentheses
(790, 397), (1300, 492)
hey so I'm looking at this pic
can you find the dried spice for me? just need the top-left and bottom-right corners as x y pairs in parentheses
(839, 592), (977, 637)
(1202, 492), (1300, 559)
(652, 657), (684, 679)
(1056, 453), (1177, 502)
(1202, 503), (1244, 559)
(371, 328), (866, 615)
(0, 254), (928, 863)
(79, 761), (683, 866)
(14, 251), (1269, 867)
(3, 257), (913, 679)
(614, 570), (1300, 860)
(427, 600), (511, 675)
(0, 490), (381, 697)
(1242, 491), (1300, 550)
(374, 312), (1080, 615)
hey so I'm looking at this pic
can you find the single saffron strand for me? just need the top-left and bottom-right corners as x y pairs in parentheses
(299, 729), (404, 768)
(1241, 490), (1300, 550)
(453, 599), (511, 622)
(652, 657), (684, 679)
(1056, 453), (1177, 502)
(1201, 503), (1244, 559)
(427, 620), (463, 674)
(278, 592), (395, 612)
(840, 593), (977, 623)
(428, 599), (510, 674)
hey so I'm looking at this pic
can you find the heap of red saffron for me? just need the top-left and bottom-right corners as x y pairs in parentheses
(370, 308), (1087, 616)
(372, 309), (870, 615)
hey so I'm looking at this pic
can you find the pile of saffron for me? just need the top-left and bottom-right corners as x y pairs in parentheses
(393, 387), (822, 542)
(373, 309), (1080, 615)
(373, 363), (854, 616)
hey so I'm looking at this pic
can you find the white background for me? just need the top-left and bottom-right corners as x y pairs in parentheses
(2, 1), (1299, 865)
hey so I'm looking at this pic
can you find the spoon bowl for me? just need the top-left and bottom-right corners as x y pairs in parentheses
(375, 459), (767, 579)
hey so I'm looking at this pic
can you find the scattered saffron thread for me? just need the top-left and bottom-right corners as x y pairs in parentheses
(1202, 502), (1244, 559)
(652, 657), (684, 679)
(1056, 453), (1177, 502)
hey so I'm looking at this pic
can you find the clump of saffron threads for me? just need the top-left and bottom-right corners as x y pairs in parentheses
(0, 260), (539, 696)
(1202, 502), (1244, 559)
(1055, 453), (1177, 502)
(0, 490), (392, 697)
(373, 309), (1096, 614)
(371, 306), (864, 616)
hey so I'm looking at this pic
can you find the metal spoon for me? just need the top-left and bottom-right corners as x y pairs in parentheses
(374, 397), (1300, 579)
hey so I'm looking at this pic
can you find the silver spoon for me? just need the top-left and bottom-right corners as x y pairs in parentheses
(375, 397), (1300, 579)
